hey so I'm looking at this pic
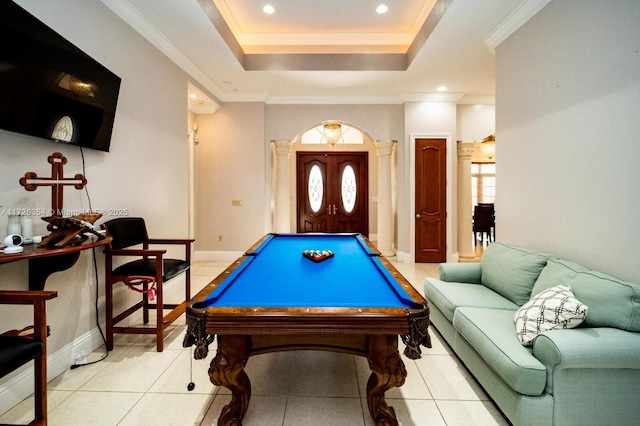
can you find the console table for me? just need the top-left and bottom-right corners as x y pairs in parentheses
(0, 236), (111, 290)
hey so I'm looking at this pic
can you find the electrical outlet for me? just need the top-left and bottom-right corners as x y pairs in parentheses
(74, 351), (87, 365)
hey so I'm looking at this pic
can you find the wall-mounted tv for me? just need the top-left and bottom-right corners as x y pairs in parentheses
(0, 1), (121, 152)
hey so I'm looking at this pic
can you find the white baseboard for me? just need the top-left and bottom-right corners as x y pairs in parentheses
(0, 327), (104, 416)
(396, 250), (411, 263)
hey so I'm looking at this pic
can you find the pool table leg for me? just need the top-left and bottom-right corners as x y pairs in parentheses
(209, 334), (251, 426)
(366, 335), (407, 426)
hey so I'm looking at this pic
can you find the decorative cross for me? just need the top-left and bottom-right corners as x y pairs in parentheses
(19, 152), (87, 217)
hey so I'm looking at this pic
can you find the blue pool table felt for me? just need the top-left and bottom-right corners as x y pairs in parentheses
(200, 234), (414, 308)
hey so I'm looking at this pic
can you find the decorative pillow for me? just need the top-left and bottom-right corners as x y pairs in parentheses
(514, 285), (588, 346)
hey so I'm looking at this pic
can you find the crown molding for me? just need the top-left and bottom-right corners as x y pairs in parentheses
(99, 0), (223, 107)
(265, 96), (404, 105)
(401, 92), (465, 103)
(457, 95), (496, 105)
(483, 0), (553, 54)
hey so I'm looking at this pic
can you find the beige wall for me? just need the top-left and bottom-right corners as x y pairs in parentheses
(193, 102), (267, 252)
(496, 0), (640, 282)
(1, 0), (193, 407)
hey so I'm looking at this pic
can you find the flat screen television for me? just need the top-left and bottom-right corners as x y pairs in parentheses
(0, 1), (121, 152)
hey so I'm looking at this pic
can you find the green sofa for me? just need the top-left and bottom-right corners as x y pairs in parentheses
(424, 242), (640, 426)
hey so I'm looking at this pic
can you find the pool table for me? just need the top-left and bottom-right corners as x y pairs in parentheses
(185, 233), (431, 426)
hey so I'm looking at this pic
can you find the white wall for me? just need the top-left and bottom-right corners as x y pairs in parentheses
(496, 0), (640, 282)
(1, 0), (193, 411)
(457, 104), (495, 142)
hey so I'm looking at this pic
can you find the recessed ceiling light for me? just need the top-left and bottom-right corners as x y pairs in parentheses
(263, 4), (275, 14)
(376, 4), (388, 14)
(189, 93), (197, 99)
(436, 86), (448, 92)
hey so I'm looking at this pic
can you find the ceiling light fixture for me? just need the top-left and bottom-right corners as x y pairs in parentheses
(323, 122), (342, 146)
(263, 4), (275, 14)
(436, 86), (448, 92)
(376, 4), (389, 14)
(480, 134), (496, 160)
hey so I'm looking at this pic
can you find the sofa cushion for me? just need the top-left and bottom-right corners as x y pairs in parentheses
(531, 258), (590, 297)
(514, 285), (588, 346)
(530, 258), (640, 331)
(424, 277), (519, 322)
(570, 270), (640, 331)
(481, 242), (549, 306)
(453, 307), (547, 396)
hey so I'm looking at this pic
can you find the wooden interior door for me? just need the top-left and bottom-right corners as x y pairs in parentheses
(297, 152), (368, 236)
(415, 138), (447, 262)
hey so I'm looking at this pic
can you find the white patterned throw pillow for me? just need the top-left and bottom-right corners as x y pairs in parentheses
(514, 285), (588, 346)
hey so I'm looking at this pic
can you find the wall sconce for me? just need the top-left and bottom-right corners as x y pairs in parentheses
(193, 122), (199, 144)
(480, 134), (495, 160)
(323, 121), (342, 145)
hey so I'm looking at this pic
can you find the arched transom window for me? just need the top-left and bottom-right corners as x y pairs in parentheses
(300, 123), (364, 145)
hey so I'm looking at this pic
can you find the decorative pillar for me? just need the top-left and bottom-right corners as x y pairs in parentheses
(272, 140), (292, 233)
(457, 142), (476, 262)
(375, 140), (396, 257)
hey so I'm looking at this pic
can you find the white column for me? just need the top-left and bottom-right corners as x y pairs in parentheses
(457, 142), (476, 262)
(272, 140), (292, 233)
(375, 140), (396, 257)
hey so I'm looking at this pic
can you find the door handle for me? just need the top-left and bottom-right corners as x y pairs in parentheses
(416, 213), (422, 219)
(327, 205), (338, 215)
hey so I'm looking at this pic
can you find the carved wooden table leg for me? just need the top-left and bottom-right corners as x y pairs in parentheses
(209, 335), (251, 426)
(366, 335), (407, 426)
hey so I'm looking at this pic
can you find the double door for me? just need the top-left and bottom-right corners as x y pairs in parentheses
(296, 152), (368, 236)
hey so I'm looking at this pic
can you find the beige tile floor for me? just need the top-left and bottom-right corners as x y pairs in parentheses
(1, 259), (509, 425)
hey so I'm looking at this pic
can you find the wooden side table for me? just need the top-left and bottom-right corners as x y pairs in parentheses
(0, 236), (111, 290)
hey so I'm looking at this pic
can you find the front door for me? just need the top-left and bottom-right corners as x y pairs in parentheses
(415, 138), (447, 262)
(296, 152), (368, 236)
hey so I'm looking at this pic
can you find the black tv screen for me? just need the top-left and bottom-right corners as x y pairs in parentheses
(0, 1), (121, 152)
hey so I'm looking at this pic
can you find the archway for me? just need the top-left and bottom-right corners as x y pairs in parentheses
(271, 120), (396, 255)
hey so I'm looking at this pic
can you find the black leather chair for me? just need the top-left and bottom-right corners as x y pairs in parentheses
(102, 218), (193, 352)
(472, 204), (495, 246)
(0, 290), (57, 426)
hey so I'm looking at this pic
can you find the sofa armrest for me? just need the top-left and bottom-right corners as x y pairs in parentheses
(437, 263), (482, 283)
(533, 327), (640, 370)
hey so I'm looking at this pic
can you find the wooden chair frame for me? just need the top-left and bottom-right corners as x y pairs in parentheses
(0, 290), (57, 426)
(103, 236), (193, 352)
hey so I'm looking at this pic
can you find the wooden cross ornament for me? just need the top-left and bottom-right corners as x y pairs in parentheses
(19, 152), (87, 216)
